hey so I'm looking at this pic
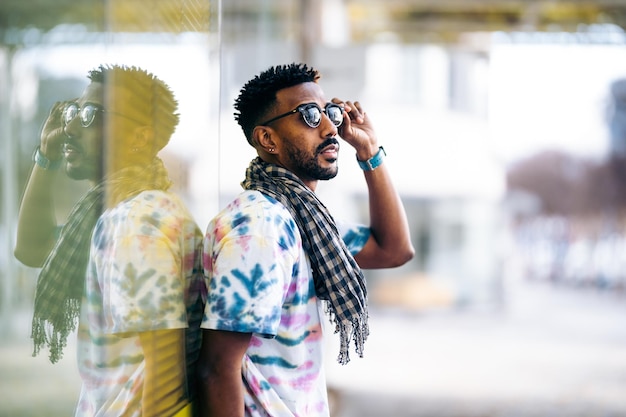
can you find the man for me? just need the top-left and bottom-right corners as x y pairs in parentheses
(14, 64), (204, 417)
(198, 63), (414, 416)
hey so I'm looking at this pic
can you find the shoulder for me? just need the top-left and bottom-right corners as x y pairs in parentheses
(100, 190), (199, 236)
(113, 190), (193, 220)
(213, 190), (295, 229)
(128, 189), (189, 211)
(225, 190), (290, 215)
(206, 190), (299, 248)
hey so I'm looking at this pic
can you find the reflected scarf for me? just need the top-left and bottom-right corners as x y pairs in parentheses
(31, 158), (172, 363)
(242, 157), (369, 365)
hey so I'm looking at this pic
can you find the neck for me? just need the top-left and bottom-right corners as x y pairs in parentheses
(257, 154), (318, 191)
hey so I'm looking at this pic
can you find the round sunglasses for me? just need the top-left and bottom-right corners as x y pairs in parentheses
(259, 102), (344, 128)
(62, 102), (104, 128)
(62, 102), (145, 128)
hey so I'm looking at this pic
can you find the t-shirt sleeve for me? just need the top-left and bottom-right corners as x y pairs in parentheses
(202, 197), (299, 337)
(337, 220), (370, 256)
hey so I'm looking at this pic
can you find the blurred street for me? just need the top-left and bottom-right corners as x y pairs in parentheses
(326, 278), (626, 417)
(1, 277), (626, 417)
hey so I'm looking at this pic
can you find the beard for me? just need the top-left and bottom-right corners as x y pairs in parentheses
(62, 135), (105, 182)
(63, 147), (103, 182)
(283, 138), (339, 181)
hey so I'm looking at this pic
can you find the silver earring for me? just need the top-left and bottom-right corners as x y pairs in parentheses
(269, 147), (275, 153)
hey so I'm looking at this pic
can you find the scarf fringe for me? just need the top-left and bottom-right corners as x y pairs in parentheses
(31, 298), (81, 363)
(326, 301), (370, 365)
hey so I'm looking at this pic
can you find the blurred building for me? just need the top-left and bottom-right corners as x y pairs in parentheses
(2, 0), (626, 331)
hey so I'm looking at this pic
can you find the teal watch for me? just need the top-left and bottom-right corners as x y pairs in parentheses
(357, 146), (386, 171)
(33, 146), (62, 170)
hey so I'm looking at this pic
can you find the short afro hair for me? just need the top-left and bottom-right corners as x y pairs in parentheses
(234, 63), (320, 145)
(87, 64), (180, 153)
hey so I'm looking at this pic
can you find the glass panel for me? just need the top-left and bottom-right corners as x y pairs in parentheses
(0, 1), (218, 415)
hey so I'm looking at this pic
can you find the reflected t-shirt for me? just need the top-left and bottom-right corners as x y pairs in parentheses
(75, 190), (203, 417)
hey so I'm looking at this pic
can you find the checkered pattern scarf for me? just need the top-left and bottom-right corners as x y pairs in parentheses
(242, 157), (369, 365)
(31, 158), (172, 363)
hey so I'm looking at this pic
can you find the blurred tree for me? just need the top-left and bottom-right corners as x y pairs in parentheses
(507, 150), (626, 217)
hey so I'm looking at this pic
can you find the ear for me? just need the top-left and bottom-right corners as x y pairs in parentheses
(252, 125), (277, 153)
(131, 126), (154, 149)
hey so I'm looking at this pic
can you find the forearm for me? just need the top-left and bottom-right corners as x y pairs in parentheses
(358, 153), (415, 268)
(335, 99), (415, 268)
(14, 164), (60, 266)
(15, 101), (69, 266)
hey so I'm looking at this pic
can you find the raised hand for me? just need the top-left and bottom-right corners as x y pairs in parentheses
(40, 101), (69, 161)
(333, 99), (379, 160)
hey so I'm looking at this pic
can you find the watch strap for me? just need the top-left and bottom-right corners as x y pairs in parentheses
(33, 146), (62, 170)
(357, 146), (386, 171)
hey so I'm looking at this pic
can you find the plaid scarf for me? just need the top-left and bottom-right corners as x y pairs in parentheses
(31, 158), (172, 363)
(242, 157), (369, 365)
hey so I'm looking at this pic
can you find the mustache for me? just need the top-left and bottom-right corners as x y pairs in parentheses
(316, 137), (339, 154)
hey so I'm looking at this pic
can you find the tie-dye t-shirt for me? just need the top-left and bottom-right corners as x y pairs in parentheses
(75, 190), (204, 417)
(202, 190), (370, 417)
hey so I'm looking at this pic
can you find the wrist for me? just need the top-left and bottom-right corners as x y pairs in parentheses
(33, 146), (62, 170)
(356, 146), (386, 171)
(40, 142), (63, 161)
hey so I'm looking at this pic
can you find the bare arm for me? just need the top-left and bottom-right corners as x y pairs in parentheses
(139, 329), (188, 417)
(14, 101), (67, 266)
(335, 99), (415, 269)
(197, 329), (252, 417)
(354, 160), (415, 268)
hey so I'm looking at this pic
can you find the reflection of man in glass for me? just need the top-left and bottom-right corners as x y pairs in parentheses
(14, 65), (203, 417)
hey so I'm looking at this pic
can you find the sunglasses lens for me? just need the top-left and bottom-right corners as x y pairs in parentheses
(326, 104), (343, 127)
(301, 104), (322, 128)
(63, 103), (79, 126)
(80, 105), (98, 127)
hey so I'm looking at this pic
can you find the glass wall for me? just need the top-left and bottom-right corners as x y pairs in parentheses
(2, 1), (626, 416)
(0, 1), (219, 415)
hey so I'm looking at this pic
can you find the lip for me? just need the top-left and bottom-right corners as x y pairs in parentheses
(320, 143), (339, 158)
(63, 142), (82, 162)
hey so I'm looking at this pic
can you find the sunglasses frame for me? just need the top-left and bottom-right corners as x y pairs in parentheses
(63, 102), (147, 128)
(259, 102), (344, 128)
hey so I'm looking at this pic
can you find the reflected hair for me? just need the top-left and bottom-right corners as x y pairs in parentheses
(234, 62), (320, 145)
(87, 64), (180, 153)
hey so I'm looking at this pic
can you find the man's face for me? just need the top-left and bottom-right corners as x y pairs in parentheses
(63, 82), (147, 182)
(269, 82), (341, 186)
(62, 82), (105, 182)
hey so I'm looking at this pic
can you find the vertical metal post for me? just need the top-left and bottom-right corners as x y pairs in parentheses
(299, 0), (315, 64)
(0, 45), (16, 337)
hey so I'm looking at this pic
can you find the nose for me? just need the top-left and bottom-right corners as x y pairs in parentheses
(64, 115), (80, 139)
(320, 111), (339, 137)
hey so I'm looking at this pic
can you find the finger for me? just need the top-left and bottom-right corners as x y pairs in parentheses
(52, 127), (67, 142)
(344, 101), (364, 123)
(47, 102), (66, 125)
(338, 107), (352, 138)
